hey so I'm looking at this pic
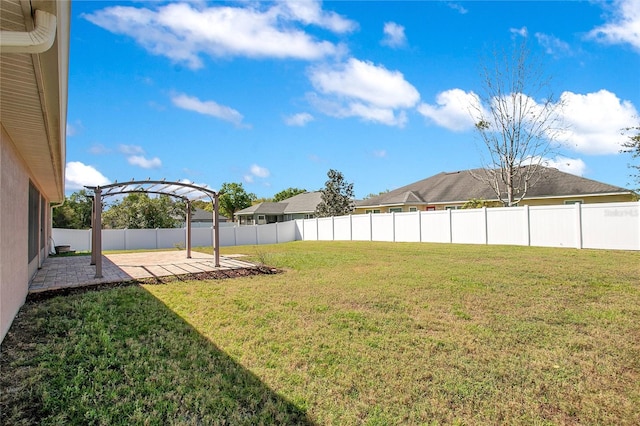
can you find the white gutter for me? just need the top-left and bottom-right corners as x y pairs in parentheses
(0, 9), (57, 54)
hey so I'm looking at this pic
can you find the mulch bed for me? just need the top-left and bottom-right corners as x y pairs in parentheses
(26, 266), (283, 303)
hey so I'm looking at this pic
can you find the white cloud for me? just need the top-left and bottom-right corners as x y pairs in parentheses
(381, 22), (407, 48)
(65, 161), (110, 190)
(66, 120), (83, 137)
(118, 144), (145, 155)
(588, 0), (640, 51)
(250, 164), (270, 178)
(243, 174), (254, 184)
(127, 155), (162, 169)
(277, 0), (357, 33)
(417, 89), (482, 131)
(510, 26), (528, 38)
(310, 58), (419, 109)
(172, 93), (245, 127)
(543, 156), (587, 176)
(447, 3), (468, 14)
(285, 112), (314, 126)
(84, 1), (352, 69)
(418, 88), (638, 156)
(308, 58), (419, 127)
(89, 143), (111, 155)
(308, 94), (409, 127)
(535, 32), (572, 57)
(558, 89), (638, 155)
(373, 149), (387, 158)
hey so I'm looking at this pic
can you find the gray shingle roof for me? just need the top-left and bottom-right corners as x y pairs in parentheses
(235, 191), (324, 216)
(236, 202), (288, 215)
(357, 167), (631, 207)
(192, 208), (227, 221)
(282, 191), (323, 214)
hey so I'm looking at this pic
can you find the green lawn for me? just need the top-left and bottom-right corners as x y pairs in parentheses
(2, 241), (639, 425)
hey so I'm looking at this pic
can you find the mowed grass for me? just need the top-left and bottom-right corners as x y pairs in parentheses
(2, 242), (639, 425)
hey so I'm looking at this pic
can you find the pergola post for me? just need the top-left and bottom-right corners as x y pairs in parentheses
(214, 194), (220, 267)
(90, 196), (96, 265)
(186, 200), (192, 259)
(94, 187), (103, 278)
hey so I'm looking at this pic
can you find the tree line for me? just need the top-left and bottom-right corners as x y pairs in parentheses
(53, 169), (356, 229)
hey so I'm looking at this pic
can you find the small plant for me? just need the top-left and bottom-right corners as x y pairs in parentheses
(174, 242), (185, 250)
(253, 246), (273, 266)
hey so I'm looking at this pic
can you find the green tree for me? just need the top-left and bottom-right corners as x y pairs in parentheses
(273, 187), (307, 202)
(472, 39), (565, 206)
(102, 193), (185, 229)
(461, 198), (490, 209)
(315, 169), (355, 218)
(218, 182), (256, 220)
(621, 124), (640, 189)
(52, 190), (94, 229)
(191, 200), (213, 212)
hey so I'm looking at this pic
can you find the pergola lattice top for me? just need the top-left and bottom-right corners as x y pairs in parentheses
(86, 179), (218, 202)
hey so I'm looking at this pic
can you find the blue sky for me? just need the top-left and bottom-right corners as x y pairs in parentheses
(65, 0), (640, 199)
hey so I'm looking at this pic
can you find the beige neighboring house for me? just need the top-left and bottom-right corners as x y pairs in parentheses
(1, 0), (70, 342)
(235, 191), (323, 225)
(355, 167), (636, 214)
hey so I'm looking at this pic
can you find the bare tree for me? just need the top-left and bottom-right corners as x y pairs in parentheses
(471, 39), (565, 206)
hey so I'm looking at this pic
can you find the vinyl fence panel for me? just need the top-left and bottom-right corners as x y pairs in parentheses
(317, 218), (334, 241)
(192, 227), (214, 247)
(157, 228), (185, 249)
(529, 205), (577, 248)
(581, 202), (639, 250)
(395, 212), (421, 242)
(451, 209), (487, 245)
(333, 216), (352, 241)
(371, 213), (394, 242)
(52, 228), (91, 252)
(277, 221), (297, 244)
(487, 207), (529, 246)
(420, 211), (452, 243)
(351, 214), (372, 241)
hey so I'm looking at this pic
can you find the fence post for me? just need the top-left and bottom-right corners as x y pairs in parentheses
(524, 205), (531, 246)
(448, 209), (453, 244)
(369, 212), (373, 241)
(316, 217), (319, 241)
(575, 203), (583, 249)
(418, 211), (422, 243)
(350, 215), (354, 241)
(482, 207), (488, 245)
(331, 216), (335, 241)
(392, 212), (396, 242)
(256, 225), (259, 245)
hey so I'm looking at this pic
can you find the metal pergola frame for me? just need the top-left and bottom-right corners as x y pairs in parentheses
(85, 179), (220, 278)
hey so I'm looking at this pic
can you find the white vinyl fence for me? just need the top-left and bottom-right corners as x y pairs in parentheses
(53, 202), (640, 252)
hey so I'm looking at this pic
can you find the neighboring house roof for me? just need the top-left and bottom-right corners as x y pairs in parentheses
(283, 191), (324, 214)
(0, 0), (70, 202)
(357, 167), (633, 207)
(191, 208), (227, 222)
(235, 191), (324, 216)
(236, 202), (289, 215)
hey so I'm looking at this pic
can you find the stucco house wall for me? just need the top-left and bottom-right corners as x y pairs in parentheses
(1, 0), (69, 343)
(1, 127), (31, 341)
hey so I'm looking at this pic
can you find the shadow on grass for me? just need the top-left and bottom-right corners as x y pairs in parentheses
(1, 285), (313, 425)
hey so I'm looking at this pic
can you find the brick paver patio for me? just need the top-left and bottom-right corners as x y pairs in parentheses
(29, 251), (256, 293)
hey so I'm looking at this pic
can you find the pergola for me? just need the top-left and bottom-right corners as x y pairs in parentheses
(85, 180), (220, 278)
